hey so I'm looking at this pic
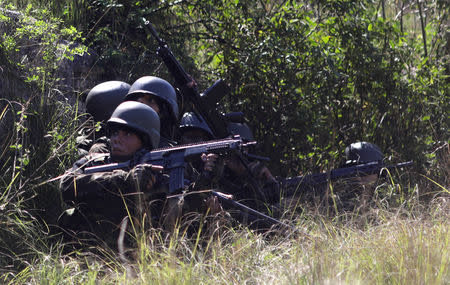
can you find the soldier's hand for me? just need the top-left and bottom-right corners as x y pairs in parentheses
(201, 153), (219, 172)
(249, 161), (276, 183)
(186, 75), (197, 88)
(131, 163), (163, 192)
(205, 195), (224, 215)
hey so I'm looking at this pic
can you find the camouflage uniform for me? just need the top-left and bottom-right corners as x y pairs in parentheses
(178, 115), (281, 228)
(215, 160), (280, 212)
(58, 101), (177, 248)
(59, 151), (166, 246)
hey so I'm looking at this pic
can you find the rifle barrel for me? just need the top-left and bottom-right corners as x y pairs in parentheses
(211, 191), (296, 233)
(281, 160), (413, 196)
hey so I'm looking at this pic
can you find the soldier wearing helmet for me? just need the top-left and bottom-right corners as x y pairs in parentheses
(59, 101), (166, 246)
(108, 101), (160, 161)
(86, 81), (131, 123)
(125, 76), (179, 147)
(341, 141), (384, 185)
(79, 81), (130, 155)
(282, 141), (386, 213)
(326, 141), (385, 212)
(175, 112), (224, 219)
(179, 112), (213, 144)
(179, 117), (280, 217)
(178, 112), (218, 178)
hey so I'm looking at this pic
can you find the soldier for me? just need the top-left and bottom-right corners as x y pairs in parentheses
(178, 115), (280, 219)
(178, 112), (217, 180)
(59, 101), (164, 247)
(281, 141), (386, 214)
(175, 112), (236, 236)
(78, 80), (130, 155)
(221, 122), (280, 211)
(341, 141), (384, 185)
(177, 112), (224, 219)
(179, 112), (213, 144)
(338, 141), (385, 210)
(124, 76), (179, 147)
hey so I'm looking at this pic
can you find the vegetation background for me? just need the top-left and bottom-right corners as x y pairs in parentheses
(0, 0), (448, 284)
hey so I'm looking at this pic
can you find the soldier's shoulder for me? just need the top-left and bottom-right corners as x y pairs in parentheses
(89, 138), (110, 154)
(73, 152), (111, 170)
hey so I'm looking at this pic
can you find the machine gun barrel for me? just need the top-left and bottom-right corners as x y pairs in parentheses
(281, 160), (413, 196)
(145, 21), (229, 138)
(211, 191), (298, 233)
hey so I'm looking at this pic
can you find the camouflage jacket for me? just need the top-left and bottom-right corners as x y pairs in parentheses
(187, 158), (280, 209)
(59, 152), (165, 239)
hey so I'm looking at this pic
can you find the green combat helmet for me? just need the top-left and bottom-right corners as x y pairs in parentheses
(227, 122), (254, 142)
(85, 81), (130, 122)
(344, 142), (384, 166)
(125, 76), (179, 122)
(107, 101), (160, 149)
(179, 112), (213, 139)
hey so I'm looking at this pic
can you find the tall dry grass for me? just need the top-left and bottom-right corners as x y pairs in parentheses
(2, 178), (448, 284)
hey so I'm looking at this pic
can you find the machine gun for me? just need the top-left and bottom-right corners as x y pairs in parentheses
(145, 21), (270, 201)
(84, 136), (297, 233)
(85, 135), (254, 194)
(144, 20), (230, 138)
(280, 160), (413, 197)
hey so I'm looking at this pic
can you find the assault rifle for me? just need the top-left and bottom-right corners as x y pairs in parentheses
(280, 160), (413, 197)
(145, 21), (270, 201)
(144, 20), (230, 138)
(85, 135), (253, 193)
(84, 136), (296, 233)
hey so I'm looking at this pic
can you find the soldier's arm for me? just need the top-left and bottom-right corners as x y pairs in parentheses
(60, 163), (158, 204)
(247, 161), (280, 203)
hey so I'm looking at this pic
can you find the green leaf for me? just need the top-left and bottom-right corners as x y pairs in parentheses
(322, 36), (330, 43)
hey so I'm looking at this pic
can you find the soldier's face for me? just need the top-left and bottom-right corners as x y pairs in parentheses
(110, 129), (144, 158)
(181, 129), (211, 144)
(137, 95), (161, 115)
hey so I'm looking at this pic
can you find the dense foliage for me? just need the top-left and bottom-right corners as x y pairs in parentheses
(0, 0), (448, 281)
(2, 0), (448, 172)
